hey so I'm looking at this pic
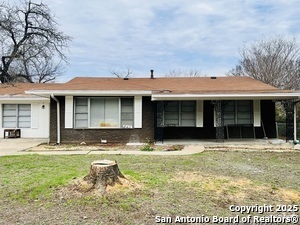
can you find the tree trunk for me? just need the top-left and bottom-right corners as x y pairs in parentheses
(83, 160), (126, 194)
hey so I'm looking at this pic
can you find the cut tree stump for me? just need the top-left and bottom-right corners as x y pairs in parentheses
(83, 160), (126, 194)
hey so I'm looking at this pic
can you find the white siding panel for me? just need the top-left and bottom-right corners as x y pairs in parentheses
(0, 104), (2, 128)
(253, 100), (261, 127)
(134, 96), (142, 128)
(31, 103), (39, 128)
(0, 102), (50, 138)
(196, 100), (203, 127)
(65, 96), (73, 128)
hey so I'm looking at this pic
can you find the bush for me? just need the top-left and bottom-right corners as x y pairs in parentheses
(140, 143), (154, 151)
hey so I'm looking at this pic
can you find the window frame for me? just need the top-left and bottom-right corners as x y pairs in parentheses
(74, 97), (134, 129)
(2, 104), (31, 128)
(163, 101), (196, 127)
(223, 100), (253, 125)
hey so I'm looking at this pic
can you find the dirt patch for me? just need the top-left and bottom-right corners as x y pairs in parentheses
(171, 171), (300, 203)
(28, 143), (141, 151)
(28, 143), (183, 152)
(56, 175), (142, 200)
(205, 145), (295, 152)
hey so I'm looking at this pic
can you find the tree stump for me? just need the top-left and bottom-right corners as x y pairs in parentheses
(83, 160), (126, 194)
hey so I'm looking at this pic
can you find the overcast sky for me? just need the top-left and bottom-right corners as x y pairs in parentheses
(14, 0), (300, 81)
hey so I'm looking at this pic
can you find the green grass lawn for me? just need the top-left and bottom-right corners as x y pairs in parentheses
(0, 152), (299, 224)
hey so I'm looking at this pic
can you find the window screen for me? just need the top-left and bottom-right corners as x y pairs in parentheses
(74, 98), (88, 128)
(90, 98), (119, 127)
(2, 104), (31, 128)
(223, 100), (253, 125)
(121, 98), (134, 128)
(164, 101), (196, 127)
(74, 97), (133, 128)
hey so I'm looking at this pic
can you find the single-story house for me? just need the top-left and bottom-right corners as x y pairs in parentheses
(1, 74), (300, 143)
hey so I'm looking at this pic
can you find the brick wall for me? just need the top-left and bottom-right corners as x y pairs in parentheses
(50, 98), (277, 143)
(50, 96), (155, 144)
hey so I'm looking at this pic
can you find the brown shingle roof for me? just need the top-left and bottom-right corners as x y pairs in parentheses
(0, 76), (295, 96)
(0, 83), (62, 96)
(64, 76), (279, 93)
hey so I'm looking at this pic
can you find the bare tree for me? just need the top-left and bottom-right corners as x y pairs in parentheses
(228, 35), (300, 90)
(165, 69), (204, 77)
(110, 67), (133, 78)
(0, 0), (71, 83)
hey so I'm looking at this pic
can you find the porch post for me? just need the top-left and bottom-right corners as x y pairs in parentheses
(294, 103), (297, 141)
(155, 101), (165, 143)
(212, 100), (224, 142)
(282, 100), (295, 141)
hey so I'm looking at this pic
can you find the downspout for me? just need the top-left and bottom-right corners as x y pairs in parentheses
(294, 103), (297, 142)
(51, 94), (60, 145)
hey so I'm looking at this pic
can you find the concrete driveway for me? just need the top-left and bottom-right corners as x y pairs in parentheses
(0, 138), (48, 156)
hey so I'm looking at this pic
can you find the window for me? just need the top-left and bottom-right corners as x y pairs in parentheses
(74, 98), (88, 128)
(2, 104), (31, 128)
(164, 101), (196, 127)
(74, 97), (134, 128)
(223, 100), (253, 125)
(121, 98), (134, 128)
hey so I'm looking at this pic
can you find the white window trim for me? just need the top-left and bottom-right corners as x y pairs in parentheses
(134, 96), (142, 128)
(0, 104), (2, 128)
(65, 96), (74, 128)
(31, 103), (39, 129)
(74, 97), (135, 129)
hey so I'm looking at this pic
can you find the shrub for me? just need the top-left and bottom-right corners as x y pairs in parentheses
(140, 138), (154, 151)
(140, 143), (154, 151)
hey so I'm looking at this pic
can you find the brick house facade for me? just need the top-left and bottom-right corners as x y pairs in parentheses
(1, 76), (299, 143)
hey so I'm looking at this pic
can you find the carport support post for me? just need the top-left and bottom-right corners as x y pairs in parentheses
(155, 101), (165, 143)
(51, 94), (60, 145)
(294, 103), (297, 141)
(282, 100), (295, 142)
(212, 100), (224, 142)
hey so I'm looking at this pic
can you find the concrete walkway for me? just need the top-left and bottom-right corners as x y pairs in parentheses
(0, 138), (48, 156)
(12, 145), (205, 156)
(0, 138), (299, 157)
(0, 138), (205, 156)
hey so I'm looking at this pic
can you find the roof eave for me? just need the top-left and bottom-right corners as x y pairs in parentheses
(25, 90), (153, 96)
(151, 93), (300, 101)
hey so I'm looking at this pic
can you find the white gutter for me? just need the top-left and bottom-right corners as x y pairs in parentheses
(26, 90), (152, 96)
(51, 94), (60, 145)
(151, 93), (300, 101)
(294, 103), (297, 142)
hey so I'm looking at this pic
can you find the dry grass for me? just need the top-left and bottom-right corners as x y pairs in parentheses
(57, 175), (143, 199)
(172, 171), (300, 203)
(0, 151), (299, 224)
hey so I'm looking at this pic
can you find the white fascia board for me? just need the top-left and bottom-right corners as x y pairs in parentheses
(151, 93), (300, 101)
(26, 90), (152, 96)
(0, 96), (50, 102)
